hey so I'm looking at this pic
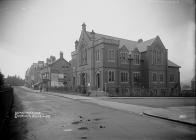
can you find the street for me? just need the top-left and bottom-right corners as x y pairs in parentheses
(10, 87), (196, 140)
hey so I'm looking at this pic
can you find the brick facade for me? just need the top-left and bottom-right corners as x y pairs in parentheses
(70, 23), (181, 96)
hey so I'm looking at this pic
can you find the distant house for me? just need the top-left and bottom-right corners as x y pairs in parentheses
(70, 23), (181, 96)
(191, 75), (195, 92)
(40, 52), (71, 90)
(25, 61), (44, 88)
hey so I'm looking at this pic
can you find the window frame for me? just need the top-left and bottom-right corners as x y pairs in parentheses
(159, 72), (164, 83)
(152, 72), (157, 82)
(108, 49), (115, 62)
(120, 71), (129, 83)
(95, 49), (100, 62)
(152, 48), (163, 65)
(133, 72), (140, 83)
(120, 51), (128, 64)
(169, 74), (175, 82)
(108, 70), (115, 83)
(133, 53), (140, 65)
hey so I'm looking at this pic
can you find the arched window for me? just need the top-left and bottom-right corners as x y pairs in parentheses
(80, 46), (87, 65)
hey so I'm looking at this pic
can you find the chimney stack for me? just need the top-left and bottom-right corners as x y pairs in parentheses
(138, 39), (143, 43)
(60, 51), (63, 59)
(75, 40), (79, 50)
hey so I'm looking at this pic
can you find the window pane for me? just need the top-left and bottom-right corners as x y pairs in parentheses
(153, 73), (156, 81)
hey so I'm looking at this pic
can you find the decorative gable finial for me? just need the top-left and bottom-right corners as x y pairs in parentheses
(82, 22), (86, 31)
(91, 30), (95, 34)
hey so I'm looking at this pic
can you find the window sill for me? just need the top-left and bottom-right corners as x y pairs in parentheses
(79, 63), (88, 66)
(133, 64), (140, 65)
(120, 63), (128, 65)
(108, 81), (115, 83)
(108, 60), (115, 62)
(120, 82), (129, 83)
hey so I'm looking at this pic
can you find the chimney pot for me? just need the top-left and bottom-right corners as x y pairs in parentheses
(75, 40), (79, 50)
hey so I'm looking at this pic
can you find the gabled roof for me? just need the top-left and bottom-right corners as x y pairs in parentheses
(168, 60), (181, 68)
(87, 31), (137, 51)
(86, 31), (156, 52)
(49, 58), (69, 67)
(137, 38), (156, 52)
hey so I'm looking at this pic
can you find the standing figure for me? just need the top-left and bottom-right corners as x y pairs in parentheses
(39, 84), (42, 92)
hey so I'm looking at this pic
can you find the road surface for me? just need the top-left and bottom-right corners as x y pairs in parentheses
(10, 87), (196, 140)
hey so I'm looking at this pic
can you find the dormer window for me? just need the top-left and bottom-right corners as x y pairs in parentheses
(120, 51), (128, 64)
(152, 48), (163, 65)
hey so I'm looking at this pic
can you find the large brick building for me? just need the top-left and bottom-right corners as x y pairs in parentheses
(70, 23), (181, 96)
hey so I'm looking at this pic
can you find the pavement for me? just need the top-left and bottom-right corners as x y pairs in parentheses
(21, 87), (196, 126)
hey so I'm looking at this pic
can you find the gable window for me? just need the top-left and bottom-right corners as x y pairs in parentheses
(120, 72), (128, 82)
(108, 49), (115, 62)
(120, 51), (128, 64)
(80, 47), (87, 65)
(170, 74), (175, 82)
(152, 72), (157, 82)
(95, 49), (100, 61)
(133, 54), (140, 65)
(157, 50), (162, 64)
(133, 72), (140, 82)
(152, 48), (163, 65)
(108, 70), (115, 82)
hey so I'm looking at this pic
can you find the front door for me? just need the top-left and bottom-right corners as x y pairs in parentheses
(80, 73), (85, 87)
(96, 73), (100, 89)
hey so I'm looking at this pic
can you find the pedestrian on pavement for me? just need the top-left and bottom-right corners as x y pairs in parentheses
(39, 84), (42, 92)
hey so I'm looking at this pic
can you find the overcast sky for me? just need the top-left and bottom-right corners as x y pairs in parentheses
(0, 0), (195, 83)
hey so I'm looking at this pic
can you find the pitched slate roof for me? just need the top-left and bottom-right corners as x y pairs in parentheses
(137, 38), (156, 52)
(86, 31), (156, 52)
(49, 58), (69, 67)
(168, 60), (181, 68)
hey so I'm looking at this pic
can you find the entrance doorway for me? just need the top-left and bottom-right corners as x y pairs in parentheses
(80, 73), (86, 86)
(96, 73), (100, 89)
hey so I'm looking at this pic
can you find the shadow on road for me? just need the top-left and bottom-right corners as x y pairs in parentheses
(3, 91), (28, 140)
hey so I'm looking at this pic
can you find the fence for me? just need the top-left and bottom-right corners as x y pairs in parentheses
(106, 86), (196, 97)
